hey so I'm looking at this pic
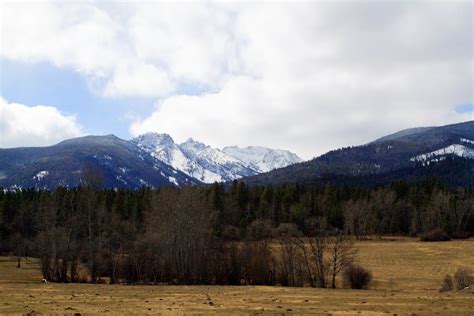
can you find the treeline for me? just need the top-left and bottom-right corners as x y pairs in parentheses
(0, 179), (472, 286)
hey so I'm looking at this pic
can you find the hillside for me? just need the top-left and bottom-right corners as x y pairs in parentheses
(243, 121), (474, 187)
(0, 135), (199, 190)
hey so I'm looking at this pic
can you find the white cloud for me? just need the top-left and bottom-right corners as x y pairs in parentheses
(130, 2), (473, 159)
(0, 2), (239, 97)
(1, 2), (472, 158)
(0, 98), (82, 148)
(103, 61), (173, 97)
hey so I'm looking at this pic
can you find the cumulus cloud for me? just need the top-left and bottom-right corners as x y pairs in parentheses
(0, 2), (239, 97)
(0, 98), (82, 148)
(1, 2), (472, 158)
(130, 2), (473, 158)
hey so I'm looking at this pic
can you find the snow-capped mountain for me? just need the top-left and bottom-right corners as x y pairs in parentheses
(222, 146), (303, 173)
(179, 138), (257, 182)
(132, 133), (243, 183)
(132, 133), (303, 183)
(1, 121), (472, 190)
(0, 135), (200, 190)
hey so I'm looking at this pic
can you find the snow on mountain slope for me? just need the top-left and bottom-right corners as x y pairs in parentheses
(132, 133), (223, 183)
(132, 133), (304, 183)
(460, 138), (474, 145)
(180, 138), (256, 181)
(410, 142), (474, 166)
(222, 145), (303, 173)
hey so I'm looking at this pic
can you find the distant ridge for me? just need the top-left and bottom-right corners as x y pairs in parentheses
(373, 127), (434, 143)
(243, 121), (474, 187)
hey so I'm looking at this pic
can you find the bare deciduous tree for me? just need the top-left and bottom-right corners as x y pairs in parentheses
(328, 231), (355, 288)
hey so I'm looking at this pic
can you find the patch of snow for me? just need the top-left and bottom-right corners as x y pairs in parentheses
(8, 184), (23, 192)
(168, 176), (179, 186)
(115, 175), (128, 185)
(33, 170), (49, 180)
(460, 138), (474, 145)
(411, 144), (474, 166)
(138, 178), (149, 186)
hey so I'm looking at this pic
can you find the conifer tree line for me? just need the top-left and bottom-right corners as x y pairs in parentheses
(0, 178), (472, 286)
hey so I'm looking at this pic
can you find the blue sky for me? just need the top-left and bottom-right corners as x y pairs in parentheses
(0, 58), (156, 139)
(0, 2), (472, 159)
(455, 104), (474, 114)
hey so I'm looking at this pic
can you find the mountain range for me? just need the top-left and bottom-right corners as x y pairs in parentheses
(1, 121), (472, 190)
(131, 133), (302, 183)
(0, 133), (302, 190)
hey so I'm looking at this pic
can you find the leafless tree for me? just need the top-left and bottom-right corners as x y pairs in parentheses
(274, 223), (303, 286)
(328, 231), (355, 288)
(344, 200), (368, 240)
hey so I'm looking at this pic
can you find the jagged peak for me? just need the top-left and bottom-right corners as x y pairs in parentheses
(133, 132), (175, 145)
(181, 137), (207, 148)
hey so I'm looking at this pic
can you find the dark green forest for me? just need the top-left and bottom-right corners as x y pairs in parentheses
(0, 178), (472, 286)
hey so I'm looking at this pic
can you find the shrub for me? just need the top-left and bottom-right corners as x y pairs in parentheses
(343, 264), (372, 289)
(419, 229), (451, 242)
(451, 230), (471, 240)
(440, 274), (454, 292)
(454, 267), (473, 290)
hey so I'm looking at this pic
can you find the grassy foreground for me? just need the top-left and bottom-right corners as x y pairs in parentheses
(0, 237), (473, 314)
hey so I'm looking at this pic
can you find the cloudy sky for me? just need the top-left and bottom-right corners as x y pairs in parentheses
(0, 1), (472, 159)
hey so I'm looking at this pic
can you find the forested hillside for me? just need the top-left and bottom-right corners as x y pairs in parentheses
(245, 121), (474, 186)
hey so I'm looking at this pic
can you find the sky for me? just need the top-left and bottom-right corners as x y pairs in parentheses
(0, 1), (472, 159)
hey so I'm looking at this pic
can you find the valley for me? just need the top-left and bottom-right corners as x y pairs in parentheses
(1, 237), (473, 314)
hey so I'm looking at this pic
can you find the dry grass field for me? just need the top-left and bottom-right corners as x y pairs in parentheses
(0, 237), (473, 315)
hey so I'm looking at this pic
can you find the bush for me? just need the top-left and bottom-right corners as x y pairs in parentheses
(440, 274), (454, 292)
(454, 267), (473, 290)
(419, 229), (451, 242)
(451, 230), (471, 240)
(343, 264), (372, 289)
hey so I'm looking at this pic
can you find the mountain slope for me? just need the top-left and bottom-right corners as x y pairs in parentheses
(131, 133), (224, 183)
(373, 126), (434, 143)
(0, 135), (199, 190)
(179, 138), (257, 182)
(222, 145), (303, 173)
(243, 121), (474, 187)
(132, 133), (303, 183)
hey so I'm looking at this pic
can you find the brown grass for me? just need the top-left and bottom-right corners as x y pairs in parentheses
(0, 237), (473, 314)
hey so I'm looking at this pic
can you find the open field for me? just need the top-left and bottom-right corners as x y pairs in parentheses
(0, 237), (473, 314)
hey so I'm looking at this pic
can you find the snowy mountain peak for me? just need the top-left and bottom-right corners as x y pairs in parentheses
(134, 133), (174, 146)
(181, 138), (208, 150)
(132, 134), (303, 183)
(222, 145), (303, 173)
